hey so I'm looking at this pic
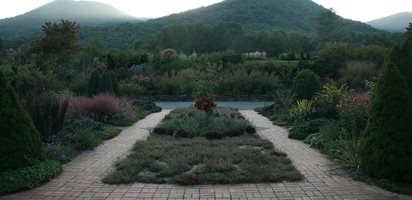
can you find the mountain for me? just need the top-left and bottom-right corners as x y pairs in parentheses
(367, 12), (412, 32)
(75, 0), (383, 49)
(3, 0), (393, 49)
(150, 0), (377, 33)
(0, 0), (141, 38)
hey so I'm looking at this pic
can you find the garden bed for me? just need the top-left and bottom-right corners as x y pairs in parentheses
(103, 107), (302, 185)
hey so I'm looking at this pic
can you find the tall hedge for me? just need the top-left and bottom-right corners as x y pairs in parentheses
(0, 70), (46, 171)
(358, 63), (412, 183)
(291, 69), (321, 100)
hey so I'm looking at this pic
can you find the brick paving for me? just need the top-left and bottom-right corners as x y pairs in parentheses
(1, 110), (410, 200)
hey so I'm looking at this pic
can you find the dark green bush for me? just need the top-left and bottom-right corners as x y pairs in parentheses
(289, 118), (333, 140)
(386, 35), (412, 96)
(291, 69), (321, 100)
(0, 160), (62, 195)
(134, 97), (162, 113)
(0, 70), (46, 171)
(222, 51), (243, 63)
(87, 71), (120, 96)
(359, 63), (412, 183)
(71, 128), (101, 151)
(87, 71), (100, 96)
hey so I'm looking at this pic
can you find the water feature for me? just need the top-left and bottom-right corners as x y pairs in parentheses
(155, 101), (273, 110)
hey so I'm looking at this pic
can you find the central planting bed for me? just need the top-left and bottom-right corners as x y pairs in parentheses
(103, 107), (302, 185)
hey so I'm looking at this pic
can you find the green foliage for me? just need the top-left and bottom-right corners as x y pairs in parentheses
(291, 69), (321, 100)
(386, 34), (412, 97)
(316, 9), (343, 44)
(154, 108), (255, 138)
(87, 71), (120, 96)
(87, 71), (100, 96)
(31, 20), (80, 71)
(0, 70), (46, 171)
(289, 99), (315, 123)
(97, 72), (114, 94)
(338, 61), (377, 88)
(313, 83), (349, 118)
(0, 160), (62, 195)
(46, 117), (119, 163)
(222, 51), (243, 63)
(103, 135), (302, 185)
(256, 91), (294, 125)
(134, 97), (162, 113)
(330, 134), (361, 169)
(337, 94), (369, 136)
(314, 42), (353, 77)
(304, 121), (340, 149)
(353, 45), (387, 66)
(289, 118), (333, 140)
(193, 80), (216, 98)
(359, 63), (412, 183)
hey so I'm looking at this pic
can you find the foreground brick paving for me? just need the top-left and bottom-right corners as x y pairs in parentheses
(1, 110), (410, 200)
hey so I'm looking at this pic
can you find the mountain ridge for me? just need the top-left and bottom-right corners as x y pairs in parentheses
(0, 0), (141, 38)
(367, 12), (412, 32)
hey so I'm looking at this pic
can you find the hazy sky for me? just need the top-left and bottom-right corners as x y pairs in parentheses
(0, 0), (411, 22)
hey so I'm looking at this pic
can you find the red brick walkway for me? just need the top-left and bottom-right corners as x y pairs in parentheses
(1, 110), (410, 200)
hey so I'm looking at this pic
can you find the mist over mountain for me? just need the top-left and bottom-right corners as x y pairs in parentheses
(150, 0), (376, 33)
(0, 0), (141, 38)
(1, 0), (392, 49)
(367, 12), (412, 32)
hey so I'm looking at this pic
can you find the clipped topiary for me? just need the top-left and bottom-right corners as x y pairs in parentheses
(110, 72), (120, 96)
(291, 69), (321, 100)
(97, 72), (114, 95)
(88, 71), (120, 96)
(87, 70), (100, 96)
(359, 63), (412, 183)
(0, 70), (46, 171)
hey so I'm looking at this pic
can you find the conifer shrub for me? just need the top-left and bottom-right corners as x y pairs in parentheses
(87, 71), (100, 96)
(97, 72), (114, 95)
(386, 31), (412, 96)
(291, 69), (321, 100)
(0, 70), (46, 171)
(87, 71), (120, 96)
(359, 63), (412, 183)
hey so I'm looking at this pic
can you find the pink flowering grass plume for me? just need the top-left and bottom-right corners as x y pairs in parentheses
(68, 94), (120, 119)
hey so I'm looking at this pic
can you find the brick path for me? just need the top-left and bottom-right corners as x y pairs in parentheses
(1, 110), (410, 200)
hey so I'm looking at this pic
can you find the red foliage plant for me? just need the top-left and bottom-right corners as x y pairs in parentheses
(193, 96), (216, 111)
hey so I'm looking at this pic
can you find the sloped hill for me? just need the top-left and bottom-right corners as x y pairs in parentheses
(367, 12), (412, 32)
(150, 0), (377, 33)
(0, 0), (140, 38)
